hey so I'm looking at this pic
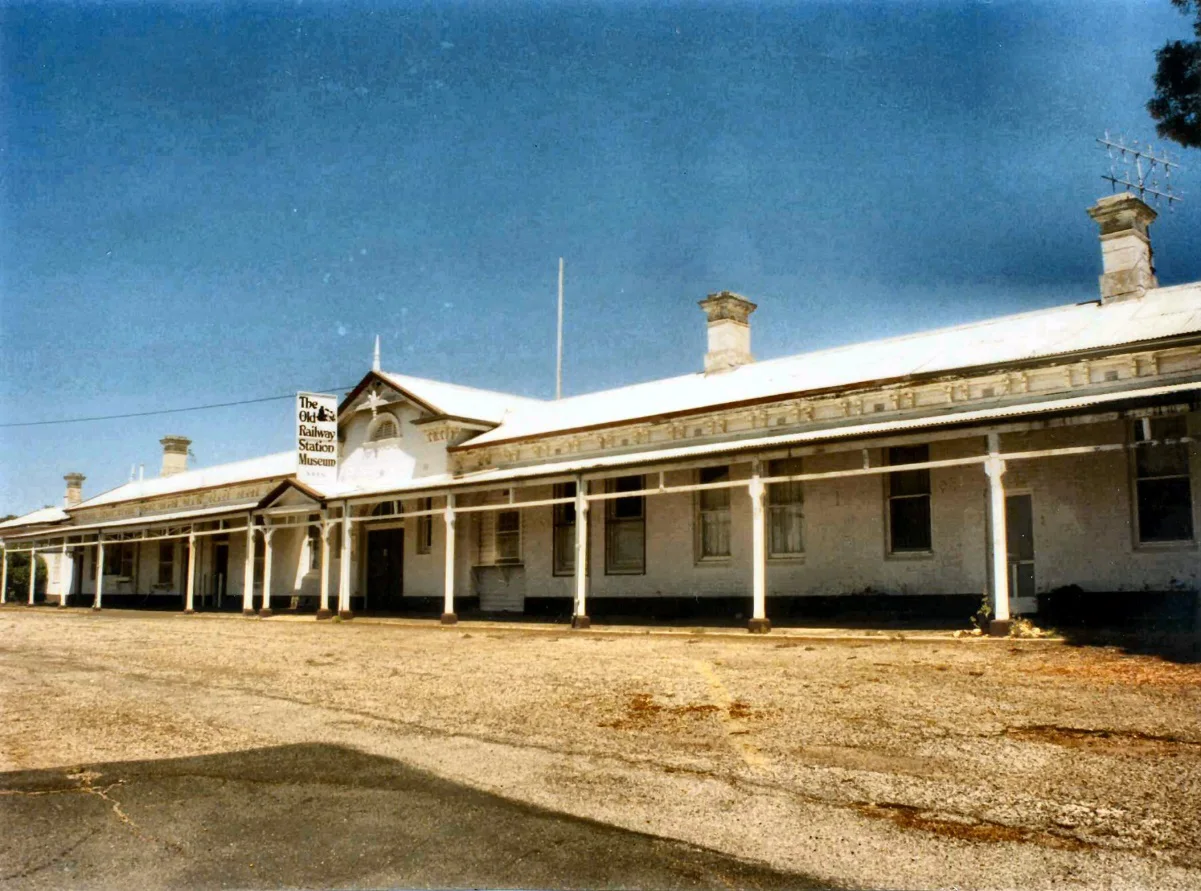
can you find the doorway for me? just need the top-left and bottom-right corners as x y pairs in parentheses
(365, 527), (404, 611)
(1006, 493), (1036, 614)
(211, 540), (229, 608)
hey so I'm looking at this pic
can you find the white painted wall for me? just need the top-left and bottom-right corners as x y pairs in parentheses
(339, 400), (452, 487)
(395, 417), (1200, 607)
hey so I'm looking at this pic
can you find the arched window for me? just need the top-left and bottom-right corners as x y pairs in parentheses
(371, 500), (399, 517)
(368, 414), (400, 442)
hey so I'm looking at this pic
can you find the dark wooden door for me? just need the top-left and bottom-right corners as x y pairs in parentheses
(366, 528), (404, 610)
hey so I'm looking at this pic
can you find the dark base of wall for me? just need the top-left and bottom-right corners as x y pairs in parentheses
(523, 594), (982, 626)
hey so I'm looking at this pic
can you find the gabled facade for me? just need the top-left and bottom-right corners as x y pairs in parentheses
(3, 193), (1200, 633)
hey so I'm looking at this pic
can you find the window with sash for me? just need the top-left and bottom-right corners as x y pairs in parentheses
(476, 496), (522, 565)
(416, 497), (433, 554)
(158, 541), (175, 586)
(1134, 415), (1194, 544)
(103, 542), (135, 578)
(552, 483), (577, 576)
(887, 445), (932, 553)
(767, 458), (804, 557)
(697, 466), (732, 559)
(605, 475), (645, 574)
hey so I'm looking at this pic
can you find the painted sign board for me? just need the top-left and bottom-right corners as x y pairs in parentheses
(296, 392), (338, 486)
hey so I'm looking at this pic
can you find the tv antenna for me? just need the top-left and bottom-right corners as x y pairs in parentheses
(1097, 132), (1183, 209)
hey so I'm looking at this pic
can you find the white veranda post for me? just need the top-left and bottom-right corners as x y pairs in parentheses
(259, 528), (275, 617)
(441, 494), (457, 624)
(242, 518), (256, 616)
(318, 511), (333, 619)
(27, 547), (37, 606)
(185, 532), (198, 613)
(337, 502), (352, 618)
(93, 542), (105, 610)
(59, 543), (72, 607)
(986, 433), (1011, 632)
(748, 472), (771, 633)
(572, 479), (590, 629)
(0, 549), (7, 604)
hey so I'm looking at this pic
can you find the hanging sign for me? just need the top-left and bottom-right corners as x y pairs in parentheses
(296, 392), (338, 486)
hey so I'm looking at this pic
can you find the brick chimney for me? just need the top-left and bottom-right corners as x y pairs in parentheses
(1087, 192), (1158, 303)
(699, 291), (757, 374)
(159, 435), (192, 477)
(63, 473), (85, 508)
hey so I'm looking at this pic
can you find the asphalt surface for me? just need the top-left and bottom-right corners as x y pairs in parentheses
(0, 742), (835, 891)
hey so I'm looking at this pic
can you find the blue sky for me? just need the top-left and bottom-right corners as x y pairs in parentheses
(2, 0), (1200, 515)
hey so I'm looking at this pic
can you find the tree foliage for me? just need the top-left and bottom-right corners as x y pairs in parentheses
(1148, 0), (1201, 148)
(4, 551), (47, 601)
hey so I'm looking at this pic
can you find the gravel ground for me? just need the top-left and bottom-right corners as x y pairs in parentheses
(1, 607), (1199, 891)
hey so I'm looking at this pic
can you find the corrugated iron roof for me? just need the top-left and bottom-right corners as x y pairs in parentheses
(73, 452), (297, 510)
(460, 282), (1201, 449)
(375, 371), (545, 424)
(327, 380), (1201, 499)
(0, 506), (70, 530)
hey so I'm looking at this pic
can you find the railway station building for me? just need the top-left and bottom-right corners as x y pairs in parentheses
(3, 193), (1200, 633)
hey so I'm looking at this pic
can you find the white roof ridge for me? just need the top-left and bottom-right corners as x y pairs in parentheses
(379, 370), (546, 405)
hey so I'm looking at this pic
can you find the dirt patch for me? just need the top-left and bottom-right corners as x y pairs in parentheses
(856, 802), (1089, 851)
(1007, 725), (1201, 754)
(600, 693), (763, 731)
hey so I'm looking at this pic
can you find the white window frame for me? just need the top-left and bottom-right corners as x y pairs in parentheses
(157, 541), (175, 586)
(605, 475), (646, 575)
(416, 497), (433, 555)
(695, 466), (732, 562)
(767, 457), (804, 559)
(1131, 415), (1195, 547)
(552, 482), (577, 577)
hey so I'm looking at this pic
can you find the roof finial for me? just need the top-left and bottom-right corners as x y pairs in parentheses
(372, 335), (381, 372)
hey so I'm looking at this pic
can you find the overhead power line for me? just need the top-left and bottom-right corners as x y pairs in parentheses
(1, 386), (358, 429)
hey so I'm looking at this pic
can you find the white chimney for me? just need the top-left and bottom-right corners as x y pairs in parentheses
(63, 473), (85, 508)
(699, 290), (757, 374)
(159, 435), (192, 477)
(1087, 192), (1158, 303)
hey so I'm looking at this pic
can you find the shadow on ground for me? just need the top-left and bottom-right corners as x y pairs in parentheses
(0, 743), (838, 891)
(1038, 588), (1201, 663)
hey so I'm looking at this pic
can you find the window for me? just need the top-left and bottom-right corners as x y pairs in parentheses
(476, 494), (522, 566)
(552, 483), (577, 576)
(103, 543), (135, 577)
(368, 414), (400, 442)
(416, 497), (433, 554)
(887, 445), (932, 553)
(495, 510), (521, 563)
(697, 466), (732, 559)
(158, 541), (175, 586)
(1134, 416), (1194, 543)
(253, 539), (264, 588)
(371, 500), (399, 517)
(767, 458), (804, 557)
(606, 476), (645, 574)
(307, 523), (322, 571)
